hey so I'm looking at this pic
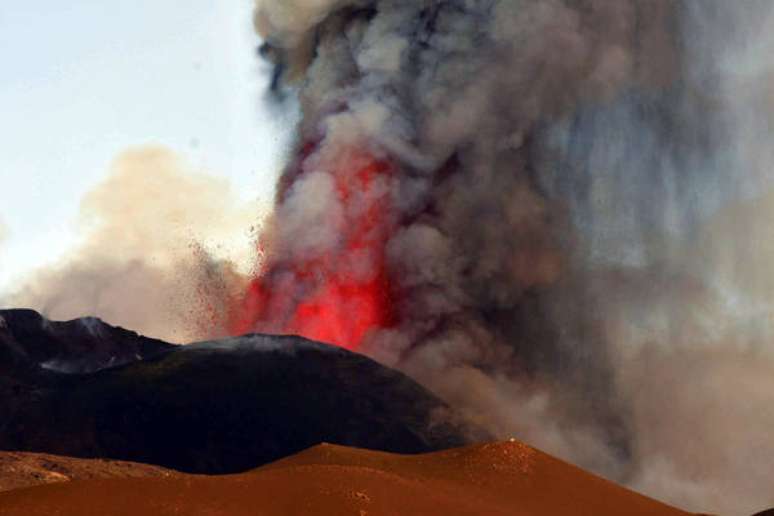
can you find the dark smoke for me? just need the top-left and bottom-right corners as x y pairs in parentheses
(251, 1), (774, 513)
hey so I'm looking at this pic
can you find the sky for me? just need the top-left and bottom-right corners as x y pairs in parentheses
(0, 0), (294, 292)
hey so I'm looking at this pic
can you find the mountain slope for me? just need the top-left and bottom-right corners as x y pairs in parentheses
(0, 451), (177, 493)
(0, 309), (172, 374)
(0, 310), (471, 474)
(0, 441), (691, 516)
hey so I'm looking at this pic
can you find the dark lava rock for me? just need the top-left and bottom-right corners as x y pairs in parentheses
(0, 309), (173, 374)
(0, 310), (471, 474)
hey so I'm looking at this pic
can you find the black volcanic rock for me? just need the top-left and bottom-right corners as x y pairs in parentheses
(0, 309), (173, 374)
(0, 311), (471, 474)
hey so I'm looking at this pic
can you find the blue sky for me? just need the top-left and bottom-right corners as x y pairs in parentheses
(0, 0), (294, 291)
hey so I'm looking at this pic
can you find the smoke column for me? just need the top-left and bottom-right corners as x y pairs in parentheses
(239, 1), (774, 513)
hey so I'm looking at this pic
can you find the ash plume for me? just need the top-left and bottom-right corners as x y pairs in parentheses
(6, 146), (259, 343)
(249, 0), (774, 513)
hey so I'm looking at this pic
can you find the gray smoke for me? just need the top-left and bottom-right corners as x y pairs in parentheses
(255, 1), (774, 513)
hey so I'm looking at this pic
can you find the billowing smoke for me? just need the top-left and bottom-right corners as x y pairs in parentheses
(243, 1), (774, 514)
(7, 146), (259, 343)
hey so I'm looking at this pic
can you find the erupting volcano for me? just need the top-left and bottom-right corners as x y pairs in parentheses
(230, 145), (396, 350)
(9, 0), (774, 513)
(209, 1), (774, 512)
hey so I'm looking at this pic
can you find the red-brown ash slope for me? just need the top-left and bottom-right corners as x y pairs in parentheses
(0, 441), (691, 516)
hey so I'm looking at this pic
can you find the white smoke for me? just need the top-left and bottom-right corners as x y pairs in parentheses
(255, 0), (357, 46)
(7, 146), (261, 343)
(253, 1), (774, 514)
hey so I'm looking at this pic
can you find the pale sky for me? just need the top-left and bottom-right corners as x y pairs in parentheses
(0, 0), (295, 293)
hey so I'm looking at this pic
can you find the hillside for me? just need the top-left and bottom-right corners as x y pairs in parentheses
(0, 441), (690, 516)
(0, 451), (177, 493)
(0, 310), (471, 474)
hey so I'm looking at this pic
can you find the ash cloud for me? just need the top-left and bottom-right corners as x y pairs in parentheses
(255, 0), (774, 513)
(7, 146), (259, 343)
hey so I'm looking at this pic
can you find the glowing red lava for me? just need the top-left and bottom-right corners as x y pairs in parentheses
(229, 150), (395, 351)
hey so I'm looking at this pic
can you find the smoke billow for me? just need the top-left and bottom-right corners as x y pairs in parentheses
(7, 146), (259, 343)
(249, 1), (774, 513)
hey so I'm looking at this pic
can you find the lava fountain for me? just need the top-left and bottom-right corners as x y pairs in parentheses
(230, 141), (396, 350)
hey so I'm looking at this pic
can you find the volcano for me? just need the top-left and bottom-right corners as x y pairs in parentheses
(0, 309), (471, 474)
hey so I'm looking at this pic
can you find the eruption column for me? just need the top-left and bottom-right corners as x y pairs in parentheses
(226, 1), (774, 512)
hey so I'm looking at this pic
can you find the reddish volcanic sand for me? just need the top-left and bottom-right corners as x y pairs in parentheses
(0, 441), (690, 516)
(0, 452), (177, 493)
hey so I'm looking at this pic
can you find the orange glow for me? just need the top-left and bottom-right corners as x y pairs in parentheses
(229, 151), (394, 350)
